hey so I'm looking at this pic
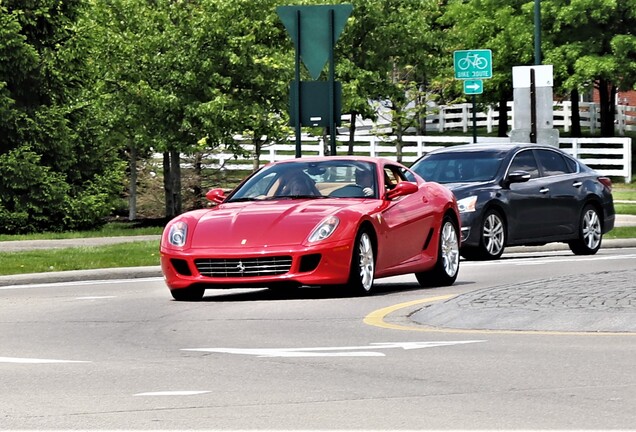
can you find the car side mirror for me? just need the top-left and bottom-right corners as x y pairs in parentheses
(385, 181), (418, 200)
(504, 170), (531, 187)
(205, 188), (225, 204)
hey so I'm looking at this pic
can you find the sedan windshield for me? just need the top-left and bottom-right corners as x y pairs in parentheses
(411, 151), (505, 183)
(227, 160), (379, 201)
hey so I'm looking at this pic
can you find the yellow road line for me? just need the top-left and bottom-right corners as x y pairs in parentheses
(364, 295), (636, 336)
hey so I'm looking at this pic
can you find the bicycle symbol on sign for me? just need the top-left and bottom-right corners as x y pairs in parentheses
(457, 53), (489, 71)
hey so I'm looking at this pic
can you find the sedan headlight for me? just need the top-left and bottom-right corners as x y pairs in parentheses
(308, 216), (339, 243)
(167, 221), (188, 246)
(457, 196), (478, 213)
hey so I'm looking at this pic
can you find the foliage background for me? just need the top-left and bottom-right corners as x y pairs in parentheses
(1, 0), (635, 233)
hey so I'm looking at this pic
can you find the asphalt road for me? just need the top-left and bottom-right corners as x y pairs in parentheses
(1, 246), (635, 429)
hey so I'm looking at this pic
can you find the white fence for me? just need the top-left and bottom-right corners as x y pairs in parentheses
(186, 134), (631, 183)
(402, 102), (636, 135)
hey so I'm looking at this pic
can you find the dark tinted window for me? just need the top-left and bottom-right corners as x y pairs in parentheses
(410, 151), (505, 183)
(564, 156), (578, 173)
(509, 150), (539, 179)
(536, 149), (571, 176)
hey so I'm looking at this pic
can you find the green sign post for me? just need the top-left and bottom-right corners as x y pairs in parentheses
(277, 5), (353, 157)
(454, 49), (493, 142)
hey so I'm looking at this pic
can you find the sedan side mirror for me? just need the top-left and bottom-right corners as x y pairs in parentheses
(205, 188), (226, 204)
(506, 170), (531, 184)
(385, 181), (418, 200)
(502, 170), (531, 188)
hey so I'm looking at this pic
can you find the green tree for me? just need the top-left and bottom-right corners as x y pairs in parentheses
(92, 0), (294, 218)
(0, 1), (124, 234)
(335, 0), (446, 161)
(439, 0), (534, 137)
(542, 0), (636, 137)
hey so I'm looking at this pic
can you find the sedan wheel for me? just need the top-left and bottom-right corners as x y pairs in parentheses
(462, 208), (506, 260)
(568, 205), (602, 255)
(347, 230), (375, 295)
(416, 216), (460, 287)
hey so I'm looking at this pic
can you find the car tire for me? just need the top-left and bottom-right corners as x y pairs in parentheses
(415, 215), (460, 287)
(568, 204), (602, 255)
(461, 208), (506, 260)
(346, 229), (375, 295)
(170, 286), (205, 301)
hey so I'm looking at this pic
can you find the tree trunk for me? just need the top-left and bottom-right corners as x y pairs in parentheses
(253, 136), (262, 171)
(163, 152), (174, 219)
(128, 145), (137, 221)
(322, 127), (330, 155)
(395, 110), (404, 163)
(598, 79), (616, 137)
(163, 149), (182, 219)
(171, 148), (182, 215)
(417, 84), (427, 135)
(193, 152), (203, 209)
(497, 96), (508, 137)
(348, 111), (357, 155)
(571, 89), (581, 137)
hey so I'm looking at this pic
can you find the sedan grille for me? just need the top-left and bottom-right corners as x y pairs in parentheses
(194, 256), (292, 278)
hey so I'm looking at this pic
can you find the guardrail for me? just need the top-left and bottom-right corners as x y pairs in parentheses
(171, 135), (631, 183)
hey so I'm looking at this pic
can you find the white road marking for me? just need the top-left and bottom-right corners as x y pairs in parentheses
(0, 357), (90, 364)
(134, 391), (211, 396)
(75, 296), (116, 300)
(0, 277), (163, 290)
(182, 340), (485, 358)
(463, 253), (636, 267)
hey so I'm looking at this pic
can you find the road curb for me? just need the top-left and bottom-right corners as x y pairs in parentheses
(1, 239), (635, 288)
(0, 266), (162, 287)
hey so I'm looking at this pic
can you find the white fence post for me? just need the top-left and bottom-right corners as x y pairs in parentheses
(462, 104), (469, 133)
(563, 101), (571, 133)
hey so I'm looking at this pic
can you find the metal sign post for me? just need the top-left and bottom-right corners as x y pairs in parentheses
(277, 5), (352, 157)
(454, 49), (493, 142)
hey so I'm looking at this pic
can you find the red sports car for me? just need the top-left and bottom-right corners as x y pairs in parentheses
(160, 156), (460, 300)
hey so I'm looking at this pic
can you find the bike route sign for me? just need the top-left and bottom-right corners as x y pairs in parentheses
(453, 49), (492, 79)
(463, 79), (483, 95)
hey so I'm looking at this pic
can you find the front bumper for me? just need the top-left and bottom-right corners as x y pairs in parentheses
(459, 211), (479, 246)
(161, 239), (354, 290)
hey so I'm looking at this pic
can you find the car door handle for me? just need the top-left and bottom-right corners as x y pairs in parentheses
(572, 181), (583, 188)
(540, 187), (549, 194)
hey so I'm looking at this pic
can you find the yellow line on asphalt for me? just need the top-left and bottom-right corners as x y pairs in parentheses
(364, 295), (636, 336)
(363, 295), (456, 331)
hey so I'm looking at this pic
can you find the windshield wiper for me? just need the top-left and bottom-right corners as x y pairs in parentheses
(269, 195), (328, 200)
(227, 197), (260, 202)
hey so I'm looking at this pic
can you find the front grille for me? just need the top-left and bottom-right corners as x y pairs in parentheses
(194, 256), (293, 278)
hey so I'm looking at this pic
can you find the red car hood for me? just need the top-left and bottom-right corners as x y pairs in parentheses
(190, 199), (362, 249)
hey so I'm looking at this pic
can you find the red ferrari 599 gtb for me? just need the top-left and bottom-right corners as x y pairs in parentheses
(160, 156), (460, 300)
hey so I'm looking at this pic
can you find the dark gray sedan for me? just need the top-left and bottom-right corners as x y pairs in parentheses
(409, 143), (615, 260)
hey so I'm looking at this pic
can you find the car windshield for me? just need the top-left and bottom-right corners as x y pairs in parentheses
(227, 160), (379, 201)
(411, 151), (505, 183)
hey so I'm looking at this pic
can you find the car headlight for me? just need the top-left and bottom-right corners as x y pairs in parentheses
(457, 196), (477, 213)
(167, 221), (188, 246)
(308, 216), (339, 243)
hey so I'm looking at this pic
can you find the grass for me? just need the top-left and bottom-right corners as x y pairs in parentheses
(0, 241), (160, 276)
(0, 222), (163, 242)
(606, 226), (636, 240)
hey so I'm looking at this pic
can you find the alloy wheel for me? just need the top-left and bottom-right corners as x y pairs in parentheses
(582, 208), (602, 250)
(357, 232), (375, 292)
(441, 221), (460, 277)
(483, 212), (505, 257)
